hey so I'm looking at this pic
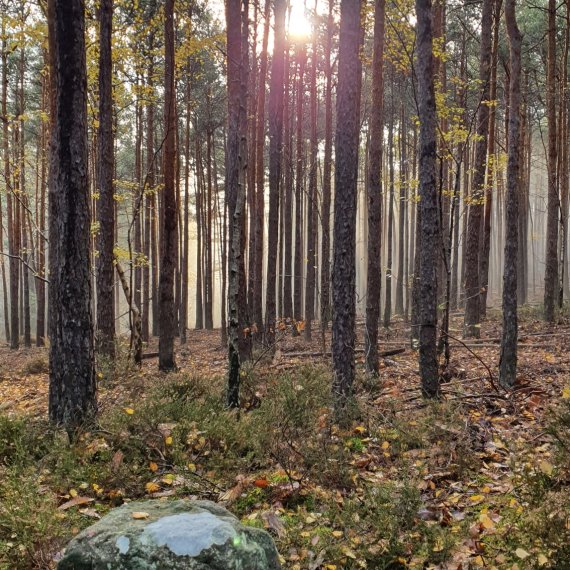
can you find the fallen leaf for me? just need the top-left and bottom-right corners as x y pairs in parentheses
(145, 482), (160, 493)
(261, 510), (286, 538)
(58, 496), (94, 511)
(132, 512), (150, 520)
(515, 548), (530, 560)
(539, 461), (554, 476)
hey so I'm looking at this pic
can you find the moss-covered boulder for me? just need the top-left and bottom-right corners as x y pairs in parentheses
(58, 499), (281, 570)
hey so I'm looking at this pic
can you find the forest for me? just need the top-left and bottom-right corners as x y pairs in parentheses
(0, 0), (570, 568)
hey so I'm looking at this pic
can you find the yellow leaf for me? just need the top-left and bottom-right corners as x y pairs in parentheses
(515, 548), (530, 559)
(132, 511), (150, 520)
(538, 553), (548, 566)
(188, 463), (196, 472)
(472, 555), (484, 566)
(562, 386), (570, 399)
(539, 461), (554, 476)
(470, 494), (484, 503)
(479, 513), (495, 530)
(341, 546), (357, 559)
(432, 538), (444, 552)
(124, 407), (135, 415)
(381, 441), (390, 450)
(69, 488), (78, 498)
(165, 436), (173, 446)
(149, 462), (158, 472)
(145, 482), (160, 493)
(354, 426), (366, 434)
(332, 530), (343, 538)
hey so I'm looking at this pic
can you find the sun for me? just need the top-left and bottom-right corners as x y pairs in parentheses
(288, 0), (312, 41)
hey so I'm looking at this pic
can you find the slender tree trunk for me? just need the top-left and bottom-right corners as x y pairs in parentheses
(383, 103), (395, 328)
(283, 30), (294, 319)
(365, 0), (385, 375)
(499, 0), (521, 388)
(321, 0), (334, 332)
(463, 0), (494, 337)
(48, 0), (97, 428)
(304, 1), (318, 341)
(479, 0), (501, 318)
(415, 0), (439, 397)
(226, 0), (246, 406)
(96, 0), (115, 357)
(3, 27), (19, 349)
(264, 0), (285, 346)
(253, 0), (270, 329)
(181, 67), (191, 344)
(158, 0), (178, 371)
(205, 127), (214, 329)
(293, 43), (306, 323)
(395, 103), (406, 316)
(544, 0), (559, 322)
(332, 0), (362, 415)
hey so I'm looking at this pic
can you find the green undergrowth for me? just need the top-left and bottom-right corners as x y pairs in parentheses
(0, 364), (569, 569)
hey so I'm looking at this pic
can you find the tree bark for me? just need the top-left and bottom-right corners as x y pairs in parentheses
(415, 0), (440, 397)
(332, 0), (362, 415)
(264, 0), (285, 346)
(96, 0), (115, 357)
(365, 0), (385, 375)
(320, 0), (334, 332)
(544, 0), (559, 322)
(304, 0), (318, 341)
(48, 0), (97, 429)
(463, 0), (494, 337)
(158, 0), (178, 371)
(226, 0), (246, 406)
(499, 0), (521, 388)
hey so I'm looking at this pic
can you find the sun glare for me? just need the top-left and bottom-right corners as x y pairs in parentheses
(288, 0), (312, 41)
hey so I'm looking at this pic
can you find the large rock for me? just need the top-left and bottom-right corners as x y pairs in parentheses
(58, 499), (281, 570)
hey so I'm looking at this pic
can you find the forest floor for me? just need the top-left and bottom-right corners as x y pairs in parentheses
(0, 307), (569, 569)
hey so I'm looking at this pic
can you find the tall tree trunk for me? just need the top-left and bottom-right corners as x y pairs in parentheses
(305, 0), (318, 341)
(253, 0), (270, 329)
(499, 0), (521, 388)
(321, 0), (334, 332)
(293, 42), (306, 323)
(158, 0), (178, 371)
(283, 30), (294, 319)
(365, 0), (385, 375)
(544, 0), (559, 322)
(48, 0), (97, 429)
(332, 0), (362, 415)
(415, 0), (439, 397)
(181, 66), (191, 344)
(383, 104), (394, 328)
(205, 127), (214, 329)
(264, 0), (285, 346)
(463, 0), (494, 337)
(479, 0), (502, 318)
(226, 0), (246, 406)
(3, 27), (19, 350)
(395, 103), (407, 316)
(96, 0), (115, 357)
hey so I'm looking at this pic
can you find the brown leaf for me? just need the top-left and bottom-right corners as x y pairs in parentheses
(261, 510), (286, 538)
(111, 450), (124, 472)
(58, 496), (95, 511)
